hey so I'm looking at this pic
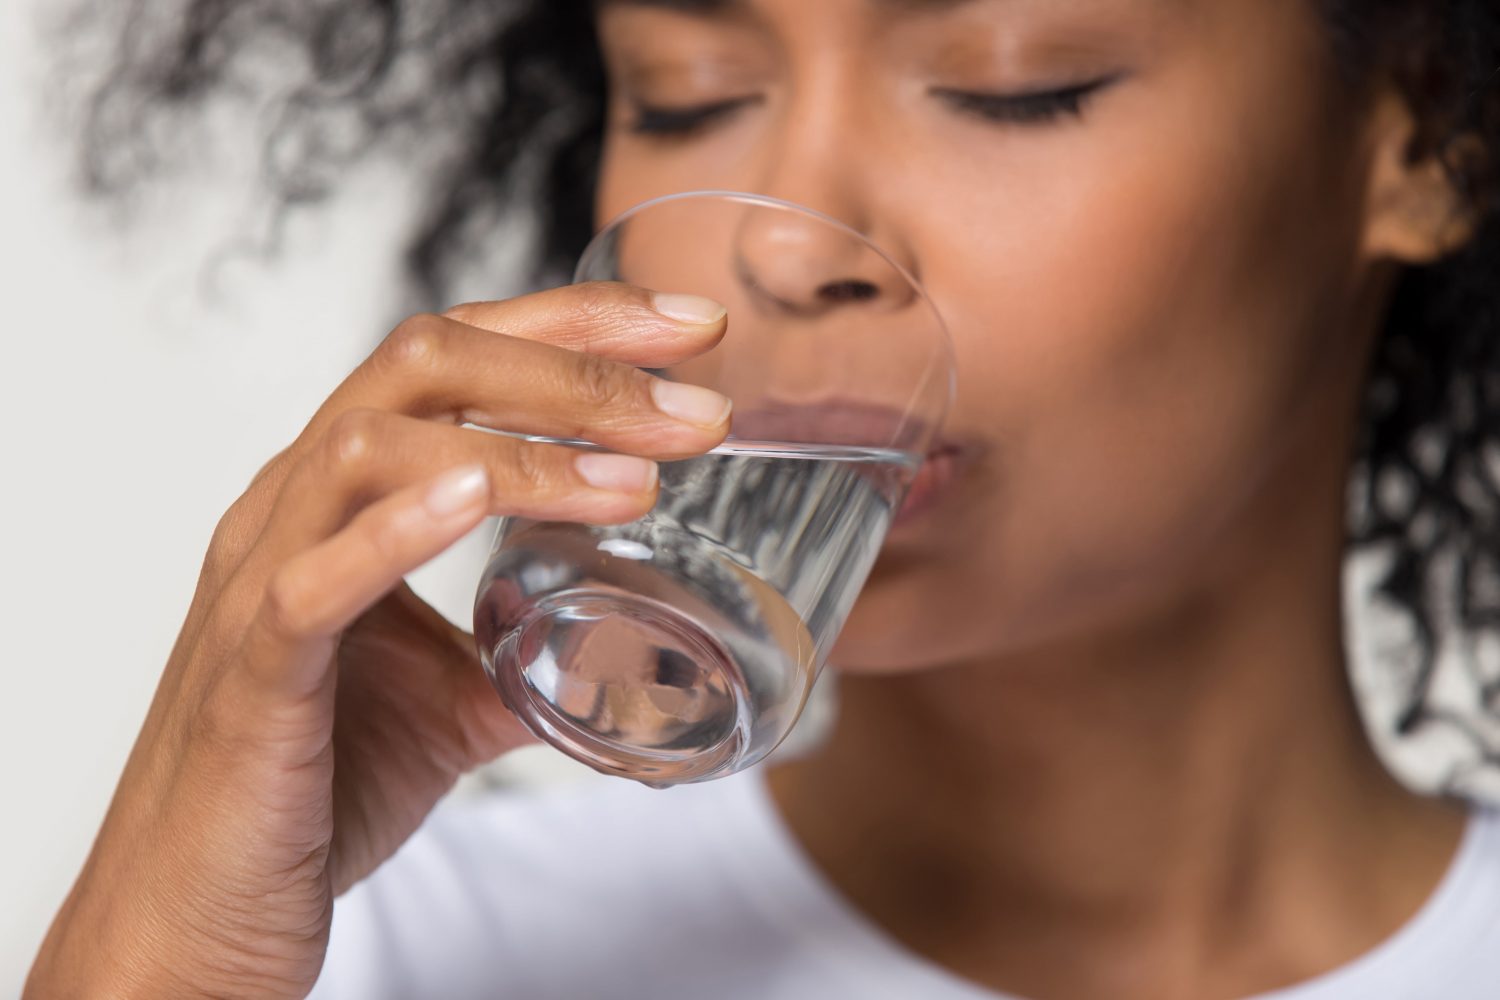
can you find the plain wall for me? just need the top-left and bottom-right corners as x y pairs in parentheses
(0, 3), (523, 987)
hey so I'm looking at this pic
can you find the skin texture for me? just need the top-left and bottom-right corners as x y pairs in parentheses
(27, 0), (1478, 998)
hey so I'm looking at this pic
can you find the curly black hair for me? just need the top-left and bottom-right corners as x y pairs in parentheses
(70, 0), (1500, 783)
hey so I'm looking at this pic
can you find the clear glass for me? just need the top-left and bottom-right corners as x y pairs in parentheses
(473, 191), (955, 786)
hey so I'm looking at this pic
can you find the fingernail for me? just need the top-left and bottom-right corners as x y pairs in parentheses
(652, 293), (727, 326)
(651, 379), (734, 428)
(425, 465), (490, 517)
(575, 453), (659, 493)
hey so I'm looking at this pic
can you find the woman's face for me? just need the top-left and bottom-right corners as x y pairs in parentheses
(593, 0), (1389, 671)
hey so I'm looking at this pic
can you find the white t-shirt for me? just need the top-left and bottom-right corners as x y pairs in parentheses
(310, 767), (1500, 1000)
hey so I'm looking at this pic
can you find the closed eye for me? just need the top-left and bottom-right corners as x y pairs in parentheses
(628, 96), (760, 136)
(931, 75), (1123, 126)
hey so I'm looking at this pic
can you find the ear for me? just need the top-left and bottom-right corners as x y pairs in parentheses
(1361, 88), (1477, 265)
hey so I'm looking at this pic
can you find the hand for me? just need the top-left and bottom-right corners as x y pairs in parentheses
(26, 283), (732, 998)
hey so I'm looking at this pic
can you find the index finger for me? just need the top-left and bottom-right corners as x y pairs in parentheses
(443, 281), (728, 367)
(210, 282), (729, 575)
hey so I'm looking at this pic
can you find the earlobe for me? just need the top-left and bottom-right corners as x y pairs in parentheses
(1361, 89), (1477, 265)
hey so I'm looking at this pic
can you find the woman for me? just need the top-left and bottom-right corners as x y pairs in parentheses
(27, 0), (1500, 997)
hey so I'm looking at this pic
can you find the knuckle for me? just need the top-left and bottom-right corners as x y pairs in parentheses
(206, 495), (261, 577)
(503, 441), (559, 495)
(206, 510), (246, 571)
(260, 567), (313, 640)
(322, 408), (386, 476)
(569, 351), (634, 411)
(379, 313), (447, 371)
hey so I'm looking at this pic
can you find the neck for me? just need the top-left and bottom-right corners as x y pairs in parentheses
(768, 408), (1465, 999)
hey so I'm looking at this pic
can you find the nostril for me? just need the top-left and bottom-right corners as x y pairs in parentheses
(817, 279), (880, 304)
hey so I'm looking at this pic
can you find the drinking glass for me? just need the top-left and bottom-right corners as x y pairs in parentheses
(473, 191), (954, 786)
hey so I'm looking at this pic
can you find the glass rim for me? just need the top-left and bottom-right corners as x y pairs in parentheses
(576, 189), (958, 419)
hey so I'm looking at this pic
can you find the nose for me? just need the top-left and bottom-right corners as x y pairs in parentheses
(731, 203), (918, 319)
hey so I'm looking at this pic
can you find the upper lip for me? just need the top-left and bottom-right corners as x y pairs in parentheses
(732, 397), (954, 454)
(925, 440), (967, 460)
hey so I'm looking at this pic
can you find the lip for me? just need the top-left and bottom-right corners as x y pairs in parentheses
(728, 397), (938, 452)
(892, 442), (971, 529)
(723, 396), (976, 529)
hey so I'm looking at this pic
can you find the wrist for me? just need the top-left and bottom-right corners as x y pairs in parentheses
(28, 877), (224, 1000)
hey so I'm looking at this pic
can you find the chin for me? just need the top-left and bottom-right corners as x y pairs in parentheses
(828, 571), (975, 673)
(829, 553), (1071, 674)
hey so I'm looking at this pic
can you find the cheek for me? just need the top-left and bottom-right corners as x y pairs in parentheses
(839, 39), (1369, 667)
(983, 135), (1324, 544)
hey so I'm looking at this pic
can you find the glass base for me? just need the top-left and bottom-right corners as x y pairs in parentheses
(488, 590), (750, 787)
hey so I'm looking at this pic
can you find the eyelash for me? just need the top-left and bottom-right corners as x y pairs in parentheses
(629, 97), (757, 136)
(931, 75), (1122, 125)
(626, 74), (1121, 137)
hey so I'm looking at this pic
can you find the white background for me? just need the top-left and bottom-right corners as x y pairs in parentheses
(2, 2), (1497, 994)
(0, 2), (557, 988)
